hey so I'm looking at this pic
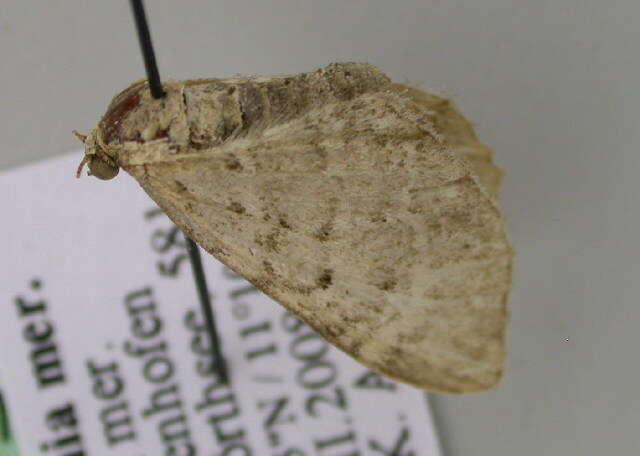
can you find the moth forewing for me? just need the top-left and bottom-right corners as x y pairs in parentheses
(79, 62), (512, 393)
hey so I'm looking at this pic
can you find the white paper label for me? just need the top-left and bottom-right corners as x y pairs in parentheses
(0, 153), (442, 456)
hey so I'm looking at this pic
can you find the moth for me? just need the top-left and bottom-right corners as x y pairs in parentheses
(77, 62), (512, 393)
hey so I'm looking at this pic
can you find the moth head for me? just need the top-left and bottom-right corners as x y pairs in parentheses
(74, 130), (120, 180)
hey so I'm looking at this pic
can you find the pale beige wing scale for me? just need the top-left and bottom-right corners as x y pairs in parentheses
(118, 86), (511, 393)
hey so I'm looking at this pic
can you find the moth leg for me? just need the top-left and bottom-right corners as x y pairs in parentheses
(75, 156), (89, 178)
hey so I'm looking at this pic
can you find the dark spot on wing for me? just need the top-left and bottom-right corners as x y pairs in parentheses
(262, 260), (275, 276)
(377, 279), (397, 291)
(227, 201), (246, 214)
(173, 180), (187, 193)
(316, 269), (333, 289)
(151, 127), (170, 140)
(370, 213), (387, 223)
(320, 322), (345, 339)
(263, 232), (280, 253)
(279, 217), (291, 229)
(315, 221), (333, 242)
(340, 314), (360, 327)
(225, 154), (243, 171)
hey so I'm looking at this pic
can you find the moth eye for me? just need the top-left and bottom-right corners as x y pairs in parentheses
(88, 157), (119, 180)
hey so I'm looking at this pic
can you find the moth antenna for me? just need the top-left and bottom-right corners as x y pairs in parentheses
(75, 156), (89, 179)
(73, 130), (87, 143)
(74, 131), (89, 178)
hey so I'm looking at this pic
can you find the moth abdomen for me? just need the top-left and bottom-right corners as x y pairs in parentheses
(92, 62), (391, 158)
(183, 62), (392, 145)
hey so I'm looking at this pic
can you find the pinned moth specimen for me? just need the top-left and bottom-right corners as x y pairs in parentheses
(77, 62), (512, 393)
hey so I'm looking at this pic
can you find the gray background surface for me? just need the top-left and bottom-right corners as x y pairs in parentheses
(1, 1), (638, 454)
